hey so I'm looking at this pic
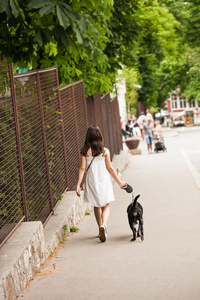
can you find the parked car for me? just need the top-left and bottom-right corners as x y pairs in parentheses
(173, 118), (185, 127)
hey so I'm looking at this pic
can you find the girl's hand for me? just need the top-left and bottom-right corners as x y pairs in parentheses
(119, 181), (127, 188)
(76, 185), (81, 197)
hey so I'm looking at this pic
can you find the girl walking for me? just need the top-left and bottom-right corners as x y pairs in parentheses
(76, 125), (126, 242)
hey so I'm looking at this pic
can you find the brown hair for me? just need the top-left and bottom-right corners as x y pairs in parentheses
(81, 125), (104, 157)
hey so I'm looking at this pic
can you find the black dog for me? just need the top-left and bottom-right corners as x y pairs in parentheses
(127, 194), (144, 242)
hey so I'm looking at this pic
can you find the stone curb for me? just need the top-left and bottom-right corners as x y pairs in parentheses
(0, 222), (45, 300)
(44, 193), (92, 259)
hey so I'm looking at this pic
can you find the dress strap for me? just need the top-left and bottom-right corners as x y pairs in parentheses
(87, 151), (91, 157)
(102, 148), (107, 157)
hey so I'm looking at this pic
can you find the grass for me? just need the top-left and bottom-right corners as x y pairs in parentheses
(70, 226), (79, 232)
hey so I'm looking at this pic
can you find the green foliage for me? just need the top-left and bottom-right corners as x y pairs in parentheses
(85, 210), (90, 215)
(136, 1), (180, 107)
(181, 49), (200, 102)
(0, 0), (113, 96)
(70, 225), (79, 232)
(63, 224), (68, 238)
(1, 0), (200, 109)
(156, 56), (190, 107)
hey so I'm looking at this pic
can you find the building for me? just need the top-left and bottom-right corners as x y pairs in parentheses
(167, 92), (200, 125)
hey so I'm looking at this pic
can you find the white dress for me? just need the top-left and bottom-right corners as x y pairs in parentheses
(84, 148), (115, 207)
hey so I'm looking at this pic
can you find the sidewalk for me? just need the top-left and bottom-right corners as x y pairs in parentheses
(19, 131), (200, 300)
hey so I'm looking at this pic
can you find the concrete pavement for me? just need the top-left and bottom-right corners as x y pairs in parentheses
(18, 129), (200, 300)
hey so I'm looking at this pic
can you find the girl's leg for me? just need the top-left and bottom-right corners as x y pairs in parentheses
(101, 203), (110, 225)
(94, 206), (102, 227)
(99, 204), (110, 242)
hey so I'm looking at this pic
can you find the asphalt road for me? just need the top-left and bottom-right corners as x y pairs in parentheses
(19, 126), (200, 300)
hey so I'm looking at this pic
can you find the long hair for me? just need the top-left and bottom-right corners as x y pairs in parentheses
(81, 125), (104, 157)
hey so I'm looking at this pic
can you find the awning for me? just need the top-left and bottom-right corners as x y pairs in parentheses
(193, 108), (199, 115)
(177, 111), (186, 117)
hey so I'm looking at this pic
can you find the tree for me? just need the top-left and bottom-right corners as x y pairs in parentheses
(0, 0), (113, 95)
(0, 0), (189, 103)
(154, 0), (200, 105)
(135, 1), (180, 108)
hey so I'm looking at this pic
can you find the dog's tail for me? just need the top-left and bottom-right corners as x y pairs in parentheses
(133, 194), (140, 208)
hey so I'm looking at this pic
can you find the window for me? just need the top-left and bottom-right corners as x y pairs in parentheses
(189, 101), (195, 108)
(180, 98), (186, 108)
(171, 96), (177, 109)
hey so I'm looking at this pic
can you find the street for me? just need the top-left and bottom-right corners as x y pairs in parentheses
(172, 126), (200, 174)
(18, 126), (200, 300)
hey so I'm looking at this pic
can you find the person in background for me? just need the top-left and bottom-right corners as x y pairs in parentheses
(120, 117), (127, 139)
(153, 120), (163, 140)
(146, 109), (154, 123)
(143, 118), (153, 153)
(137, 112), (147, 138)
(131, 114), (141, 137)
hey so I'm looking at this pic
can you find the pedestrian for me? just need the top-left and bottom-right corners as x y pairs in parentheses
(131, 114), (141, 137)
(146, 109), (154, 123)
(120, 117), (127, 139)
(153, 120), (162, 140)
(143, 118), (153, 153)
(137, 112), (147, 138)
(76, 125), (126, 242)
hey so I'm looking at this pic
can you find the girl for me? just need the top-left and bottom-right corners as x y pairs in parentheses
(76, 125), (126, 242)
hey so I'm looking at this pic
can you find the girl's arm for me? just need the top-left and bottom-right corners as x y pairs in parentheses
(105, 150), (126, 187)
(76, 155), (86, 197)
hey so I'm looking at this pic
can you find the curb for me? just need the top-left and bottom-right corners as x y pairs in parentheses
(180, 148), (200, 190)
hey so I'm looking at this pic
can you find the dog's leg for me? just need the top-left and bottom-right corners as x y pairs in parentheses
(140, 218), (144, 241)
(131, 227), (136, 242)
(137, 222), (141, 238)
(128, 217), (135, 241)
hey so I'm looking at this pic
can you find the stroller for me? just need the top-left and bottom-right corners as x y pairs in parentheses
(125, 124), (133, 137)
(154, 133), (167, 153)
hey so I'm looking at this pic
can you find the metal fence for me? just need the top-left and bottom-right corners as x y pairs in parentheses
(0, 59), (122, 247)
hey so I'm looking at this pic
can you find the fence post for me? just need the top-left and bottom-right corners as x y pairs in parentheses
(82, 82), (89, 128)
(115, 97), (123, 150)
(9, 63), (28, 221)
(93, 96), (97, 125)
(36, 71), (54, 213)
(99, 95), (105, 137)
(114, 98), (120, 154)
(72, 84), (81, 160)
(55, 70), (69, 187)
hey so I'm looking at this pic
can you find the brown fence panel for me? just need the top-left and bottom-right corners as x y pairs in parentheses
(101, 94), (111, 156)
(93, 93), (104, 136)
(0, 59), (25, 247)
(59, 84), (80, 190)
(86, 96), (95, 126)
(38, 69), (67, 210)
(110, 98), (119, 155)
(115, 97), (123, 151)
(13, 71), (51, 223)
(73, 81), (88, 152)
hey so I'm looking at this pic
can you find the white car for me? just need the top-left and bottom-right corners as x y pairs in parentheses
(173, 118), (185, 127)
